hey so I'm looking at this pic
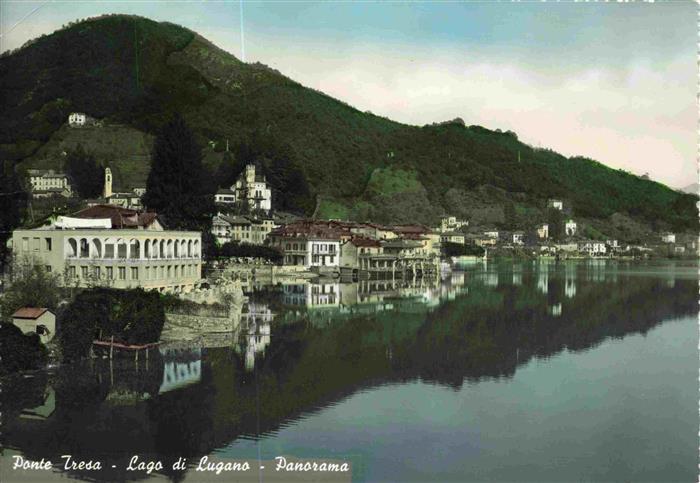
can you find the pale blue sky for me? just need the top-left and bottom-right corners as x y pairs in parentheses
(1, 1), (695, 188)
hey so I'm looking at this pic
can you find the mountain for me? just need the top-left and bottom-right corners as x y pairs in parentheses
(1, 14), (697, 237)
(680, 183), (698, 195)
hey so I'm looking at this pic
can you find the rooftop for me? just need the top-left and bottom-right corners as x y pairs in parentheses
(72, 205), (159, 229)
(13, 307), (49, 320)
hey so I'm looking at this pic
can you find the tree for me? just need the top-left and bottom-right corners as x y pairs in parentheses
(65, 144), (104, 198)
(0, 161), (27, 260)
(143, 114), (215, 232)
(0, 257), (62, 322)
(546, 208), (564, 241)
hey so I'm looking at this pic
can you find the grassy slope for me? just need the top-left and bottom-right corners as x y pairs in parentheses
(1, 14), (696, 234)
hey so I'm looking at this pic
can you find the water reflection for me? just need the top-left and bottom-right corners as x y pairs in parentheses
(1, 260), (697, 481)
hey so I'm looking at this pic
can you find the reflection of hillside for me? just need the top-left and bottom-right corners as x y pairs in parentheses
(1, 266), (696, 482)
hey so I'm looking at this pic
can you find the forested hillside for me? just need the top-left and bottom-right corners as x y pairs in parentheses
(1, 14), (696, 235)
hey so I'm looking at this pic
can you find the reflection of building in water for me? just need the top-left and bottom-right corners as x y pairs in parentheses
(565, 263), (577, 299)
(236, 306), (273, 372)
(537, 268), (549, 294)
(512, 264), (523, 286)
(484, 271), (499, 288)
(159, 348), (202, 394)
(282, 282), (340, 308)
(549, 303), (562, 317)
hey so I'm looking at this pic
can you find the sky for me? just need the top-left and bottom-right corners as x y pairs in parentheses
(1, 1), (696, 189)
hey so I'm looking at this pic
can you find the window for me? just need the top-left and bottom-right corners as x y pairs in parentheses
(117, 244), (127, 259)
(81, 266), (88, 278)
(69, 266), (76, 278)
(131, 267), (138, 280)
(106, 267), (113, 279)
(22, 237), (29, 251)
(105, 244), (115, 258)
(45, 265), (52, 273)
(94, 267), (101, 279)
(167, 266), (172, 278)
(44, 238), (52, 251)
(118, 267), (126, 280)
(145, 267), (150, 280)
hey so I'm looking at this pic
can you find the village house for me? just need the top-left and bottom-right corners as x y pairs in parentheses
(268, 221), (342, 269)
(229, 164), (273, 211)
(578, 240), (607, 257)
(12, 308), (56, 344)
(391, 224), (441, 256)
(565, 219), (577, 236)
(68, 112), (100, 128)
(440, 231), (466, 245)
(214, 188), (236, 204)
(547, 199), (564, 210)
(512, 231), (525, 245)
(437, 215), (468, 233)
(484, 229), (499, 240)
(211, 214), (278, 245)
(349, 222), (398, 241)
(536, 223), (549, 240)
(661, 232), (676, 244)
(340, 237), (383, 271)
(26, 169), (73, 198)
(11, 205), (202, 293)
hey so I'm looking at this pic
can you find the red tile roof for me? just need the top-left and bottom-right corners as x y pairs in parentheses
(12, 307), (49, 319)
(73, 205), (159, 229)
(350, 237), (382, 247)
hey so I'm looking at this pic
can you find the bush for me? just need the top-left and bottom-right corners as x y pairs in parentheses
(59, 287), (165, 362)
(442, 242), (485, 257)
(0, 323), (48, 375)
(216, 242), (283, 263)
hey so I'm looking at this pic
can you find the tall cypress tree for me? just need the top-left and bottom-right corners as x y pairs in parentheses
(0, 161), (27, 261)
(143, 114), (215, 232)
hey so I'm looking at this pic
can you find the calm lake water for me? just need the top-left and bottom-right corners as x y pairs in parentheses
(2, 259), (697, 482)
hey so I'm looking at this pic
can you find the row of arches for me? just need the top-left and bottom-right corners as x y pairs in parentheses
(66, 237), (200, 260)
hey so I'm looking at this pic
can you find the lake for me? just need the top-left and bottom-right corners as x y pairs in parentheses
(1, 259), (697, 482)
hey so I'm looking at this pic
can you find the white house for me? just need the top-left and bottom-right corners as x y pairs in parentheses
(438, 216), (468, 233)
(578, 240), (607, 257)
(537, 223), (549, 240)
(27, 169), (72, 198)
(661, 232), (676, 244)
(547, 199), (564, 210)
(565, 219), (577, 236)
(214, 188), (236, 204)
(268, 221), (342, 268)
(68, 112), (87, 127)
(12, 308), (56, 343)
(512, 231), (525, 245)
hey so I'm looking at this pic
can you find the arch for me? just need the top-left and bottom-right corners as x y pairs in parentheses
(167, 239), (174, 258)
(129, 239), (140, 260)
(145, 239), (151, 258)
(159, 239), (165, 259)
(187, 240), (193, 257)
(174, 240), (180, 258)
(193, 240), (200, 257)
(92, 238), (103, 258)
(68, 238), (78, 258)
(180, 240), (187, 258)
(79, 238), (89, 258)
(116, 238), (127, 259)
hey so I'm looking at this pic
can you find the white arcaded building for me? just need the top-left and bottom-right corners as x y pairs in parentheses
(11, 205), (202, 293)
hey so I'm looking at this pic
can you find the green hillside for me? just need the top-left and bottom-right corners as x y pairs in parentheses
(1, 14), (696, 235)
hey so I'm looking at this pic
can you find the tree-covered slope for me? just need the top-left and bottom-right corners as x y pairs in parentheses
(1, 14), (696, 233)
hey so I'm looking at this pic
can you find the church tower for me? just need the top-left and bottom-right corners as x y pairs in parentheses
(103, 167), (113, 199)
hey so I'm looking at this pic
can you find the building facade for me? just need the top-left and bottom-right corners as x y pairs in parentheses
(27, 169), (72, 198)
(11, 206), (202, 293)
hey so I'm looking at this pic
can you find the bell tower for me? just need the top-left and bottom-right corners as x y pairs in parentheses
(103, 167), (113, 199)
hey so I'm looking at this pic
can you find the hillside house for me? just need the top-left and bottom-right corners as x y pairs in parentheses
(484, 229), (499, 240)
(547, 199), (563, 210)
(438, 216), (468, 233)
(340, 237), (383, 270)
(215, 188), (236, 204)
(211, 214), (277, 245)
(234, 164), (272, 211)
(537, 223), (549, 240)
(565, 219), (577, 236)
(27, 169), (72, 198)
(661, 232), (676, 244)
(68, 112), (100, 127)
(440, 231), (466, 245)
(512, 231), (525, 245)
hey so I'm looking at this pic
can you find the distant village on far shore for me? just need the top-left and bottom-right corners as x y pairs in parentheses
(7, 112), (698, 297)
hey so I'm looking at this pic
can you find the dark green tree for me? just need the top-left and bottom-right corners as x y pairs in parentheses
(143, 114), (215, 232)
(0, 161), (27, 260)
(65, 144), (104, 198)
(546, 208), (564, 241)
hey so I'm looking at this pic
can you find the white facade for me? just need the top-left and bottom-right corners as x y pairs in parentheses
(273, 237), (340, 268)
(578, 241), (607, 256)
(12, 228), (202, 293)
(27, 170), (72, 197)
(548, 199), (563, 210)
(565, 219), (577, 236)
(438, 216), (468, 233)
(537, 223), (549, 239)
(233, 165), (272, 211)
(661, 233), (676, 244)
(68, 112), (87, 126)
